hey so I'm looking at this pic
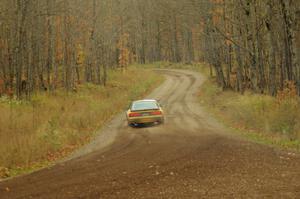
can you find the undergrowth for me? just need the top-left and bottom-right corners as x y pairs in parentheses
(198, 66), (300, 151)
(0, 66), (164, 178)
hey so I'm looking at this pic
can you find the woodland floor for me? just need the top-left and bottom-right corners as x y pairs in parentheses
(0, 69), (300, 198)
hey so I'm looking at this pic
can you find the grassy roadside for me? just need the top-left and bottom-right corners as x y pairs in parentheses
(143, 61), (300, 151)
(139, 61), (200, 70)
(0, 66), (164, 179)
(197, 64), (300, 151)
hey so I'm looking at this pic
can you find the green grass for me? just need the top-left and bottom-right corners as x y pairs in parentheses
(0, 66), (164, 179)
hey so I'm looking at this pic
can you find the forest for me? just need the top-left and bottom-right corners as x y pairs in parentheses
(1, 0), (300, 185)
(0, 0), (299, 99)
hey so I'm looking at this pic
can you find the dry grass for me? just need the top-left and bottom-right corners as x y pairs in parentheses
(0, 67), (163, 178)
(198, 67), (300, 150)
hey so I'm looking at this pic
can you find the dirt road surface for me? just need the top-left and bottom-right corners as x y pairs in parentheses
(1, 69), (300, 199)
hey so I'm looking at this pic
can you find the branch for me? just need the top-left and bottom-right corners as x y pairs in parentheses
(213, 25), (254, 56)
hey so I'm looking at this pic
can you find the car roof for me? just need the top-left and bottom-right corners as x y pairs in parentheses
(132, 99), (157, 103)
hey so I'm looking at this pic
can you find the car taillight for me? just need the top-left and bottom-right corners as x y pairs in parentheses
(129, 112), (142, 117)
(151, 111), (162, 115)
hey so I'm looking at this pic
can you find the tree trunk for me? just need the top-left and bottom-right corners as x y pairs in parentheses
(267, 1), (277, 96)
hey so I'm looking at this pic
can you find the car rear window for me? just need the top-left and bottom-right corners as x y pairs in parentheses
(131, 101), (159, 111)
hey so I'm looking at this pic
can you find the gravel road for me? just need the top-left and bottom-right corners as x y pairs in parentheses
(1, 69), (300, 199)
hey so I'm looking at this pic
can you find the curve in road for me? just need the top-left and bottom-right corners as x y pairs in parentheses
(1, 69), (300, 199)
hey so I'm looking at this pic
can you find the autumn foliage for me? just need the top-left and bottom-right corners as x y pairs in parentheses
(0, 79), (4, 97)
(276, 81), (298, 105)
(118, 33), (131, 68)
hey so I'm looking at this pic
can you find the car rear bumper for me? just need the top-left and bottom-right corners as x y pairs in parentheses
(127, 115), (164, 124)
